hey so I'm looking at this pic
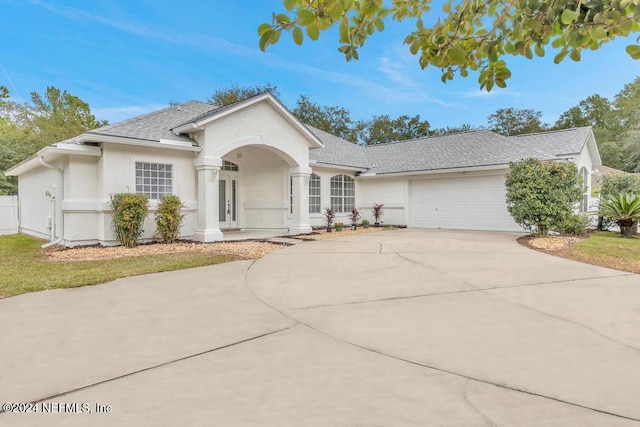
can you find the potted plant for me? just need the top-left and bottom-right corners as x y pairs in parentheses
(362, 219), (370, 229)
(324, 207), (335, 232)
(598, 193), (640, 238)
(335, 222), (344, 232)
(350, 208), (361, 230)
(372, 203), (384, 227)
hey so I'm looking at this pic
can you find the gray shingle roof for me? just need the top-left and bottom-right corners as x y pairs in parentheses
(88, 101), (219, 144)
(359, 130), (558, 174)
(307, 126), (369, 169)
(508, 126), (592, 156)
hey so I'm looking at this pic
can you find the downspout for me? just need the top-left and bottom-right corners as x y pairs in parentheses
(38, 156), (64, 249)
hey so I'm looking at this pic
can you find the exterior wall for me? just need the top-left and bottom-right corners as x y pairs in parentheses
(357, 176), (408, 226)
(17, 163), (62, 240)
(95, 144), (198, 245)
(230, 146), (288, 230)
(0, 195), (18, 235)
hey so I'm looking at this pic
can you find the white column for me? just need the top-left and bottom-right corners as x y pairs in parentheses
(289, 166), (312, 235)
(194, 157), (224, 242)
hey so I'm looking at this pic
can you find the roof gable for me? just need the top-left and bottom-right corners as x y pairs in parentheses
(508, 126), (593, 157)
(88, 101), (218, 144)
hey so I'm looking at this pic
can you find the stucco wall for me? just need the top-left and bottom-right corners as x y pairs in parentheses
(17, 163), (61, 240)
(357, 176), (408, 226)
(230, 146), (288, 230)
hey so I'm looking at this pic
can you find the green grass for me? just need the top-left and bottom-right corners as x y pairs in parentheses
(0, 234), (241, 298)
(568, 231), (640, 273)
(574, 231), (640, 261)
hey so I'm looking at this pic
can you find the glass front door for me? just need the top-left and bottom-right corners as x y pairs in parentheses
(219, 175), (238, 229)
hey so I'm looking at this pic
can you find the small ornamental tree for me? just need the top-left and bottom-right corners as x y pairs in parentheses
(110, 193), (149, 247)
(155, 195), (186, 244)
(505, 159), (583, 236)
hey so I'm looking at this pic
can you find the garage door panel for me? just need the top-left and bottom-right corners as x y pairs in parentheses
(410, 174), (522, 231)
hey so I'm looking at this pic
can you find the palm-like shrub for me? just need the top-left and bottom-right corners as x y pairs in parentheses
(598, 194), (640, 238)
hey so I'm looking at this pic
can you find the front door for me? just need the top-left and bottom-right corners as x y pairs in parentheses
(219, 175), (238, 229)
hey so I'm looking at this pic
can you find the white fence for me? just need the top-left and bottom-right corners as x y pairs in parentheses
(0, 196), (18, 235)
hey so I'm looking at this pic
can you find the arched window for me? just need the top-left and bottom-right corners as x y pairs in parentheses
(309, 173), (321, 214)
(330, 175), (355, 213)
(579, 167), (589, 212)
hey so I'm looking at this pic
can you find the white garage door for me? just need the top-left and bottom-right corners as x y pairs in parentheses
(409, 173), (522, 231)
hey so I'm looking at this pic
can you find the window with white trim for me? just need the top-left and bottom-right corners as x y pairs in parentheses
(135, 162), (173, 199)
(309, 173), (321, 214)
(579, 167), (589, 212)
(330, 174), (355, 213)
(222, 160), (239, 171)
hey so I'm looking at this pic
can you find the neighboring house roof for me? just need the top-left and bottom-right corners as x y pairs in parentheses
(508, 126), (593, 157)
(307, 126), (369, 169)
(591, 165), (638, 189)
(361, 130), (557, 175)
(88, 101), (219, 144)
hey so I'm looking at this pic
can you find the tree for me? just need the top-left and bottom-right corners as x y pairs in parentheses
(0, 86), (107, 195)
(29, 87), (108, 146)
(357, 114), (430, 144)
(554, 94), (617, 137)
(429, 123), (478, 136)
(292, 95), (356, 141)
(208, 83), (280, 106)
(488, 107), (547, 136)
(259, 0), (640, 91)
(613, 77), (640, 171)
(505, 158), (583, 236)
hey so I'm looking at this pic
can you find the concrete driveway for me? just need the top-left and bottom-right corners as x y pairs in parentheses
(1, 229), (639, 426)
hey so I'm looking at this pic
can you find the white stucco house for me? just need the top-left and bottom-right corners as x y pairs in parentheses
(5, 92), (601, 247)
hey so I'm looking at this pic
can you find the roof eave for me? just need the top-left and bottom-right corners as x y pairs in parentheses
(358, 163), (512, 178)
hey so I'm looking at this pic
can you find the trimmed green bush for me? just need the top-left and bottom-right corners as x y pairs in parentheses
(155, 195), (186, 244)
(505, 158), (583, 236)
(554, 213), (590, 236)
(110, 193), (149, 247)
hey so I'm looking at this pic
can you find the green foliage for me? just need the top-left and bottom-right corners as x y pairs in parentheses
(208, 83), (280, 106)
(505, 158), (583, 236)
(0, 86), (107, 194)
(429, 123), (478, 136)
(601, 173), (640, 197)
(110, 193), (149, 247)
(293, 95), (356, 141)
(488, 107), (547, 136)
(554, 213), (590, 236)
(598, 193), (640, 237)
(358, 114), (430, 144)
(155, 195), (186, 244)
(259, 0), (640, 90)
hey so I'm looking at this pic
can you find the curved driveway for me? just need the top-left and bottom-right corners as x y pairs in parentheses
(2, 229), (639, 426)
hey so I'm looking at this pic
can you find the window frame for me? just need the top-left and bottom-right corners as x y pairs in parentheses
(134, 161), (174, 200)
(309, 173), (321, 214)
(330, 174), (355, 213)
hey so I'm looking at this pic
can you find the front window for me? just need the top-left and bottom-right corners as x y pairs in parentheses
(309, 173), (321, 214)
(135, 162), (173, 199)
(330, 174), (355, 213)
(580, 167), (588, 212)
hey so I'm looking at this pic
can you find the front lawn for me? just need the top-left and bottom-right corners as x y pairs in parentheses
(559, 231), (640, 274)
(0, 234), (241, 298)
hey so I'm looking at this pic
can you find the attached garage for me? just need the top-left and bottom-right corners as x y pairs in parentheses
(409, 171), (523, 232)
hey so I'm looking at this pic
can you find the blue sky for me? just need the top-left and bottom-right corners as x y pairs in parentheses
(1, 0), (638, 130)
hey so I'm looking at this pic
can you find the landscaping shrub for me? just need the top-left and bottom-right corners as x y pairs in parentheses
(505, 158), (582, 236)
(110, 193), (149, 247)
(598, 193), (640, 238)
(155, 195), (186, 243)
(554, 213), (590, 236)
